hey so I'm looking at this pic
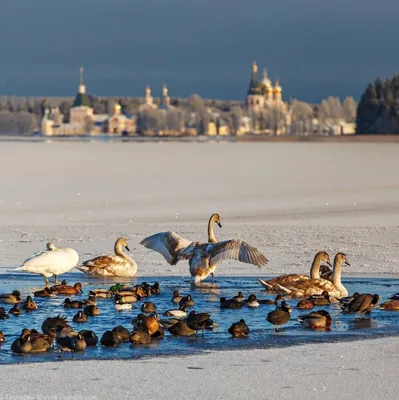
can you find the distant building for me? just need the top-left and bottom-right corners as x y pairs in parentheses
(41, 68), (136, 136)
(246, 61), (284, 113)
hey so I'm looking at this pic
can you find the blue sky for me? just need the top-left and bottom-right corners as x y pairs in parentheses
(1, 0), (398, 102)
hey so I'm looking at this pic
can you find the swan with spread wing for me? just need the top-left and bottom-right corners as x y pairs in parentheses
(140, 214), (268, 285)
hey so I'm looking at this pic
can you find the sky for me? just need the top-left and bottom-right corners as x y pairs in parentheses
(1, 0), (399, 102)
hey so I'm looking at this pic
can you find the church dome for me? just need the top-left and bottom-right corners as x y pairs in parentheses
(73, 92), (92, 108)
(247, 61), (263, 95)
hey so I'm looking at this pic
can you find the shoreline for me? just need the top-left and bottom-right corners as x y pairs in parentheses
(1, 336), (398, 399)
(1, 134), (399, 143)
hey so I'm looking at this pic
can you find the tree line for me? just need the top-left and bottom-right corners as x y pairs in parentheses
(356, 75), (399, 134)
(0, 94), (356, 135)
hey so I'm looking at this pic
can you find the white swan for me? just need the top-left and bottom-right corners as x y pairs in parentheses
(76, 237), (137, 278)
(16, 241), (79, 285)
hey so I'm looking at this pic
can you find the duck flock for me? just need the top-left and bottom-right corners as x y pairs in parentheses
(0, 213), (398, 357)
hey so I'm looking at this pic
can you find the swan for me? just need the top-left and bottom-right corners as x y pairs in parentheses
(16, 242), (79, 285)
(275, 253), (350, 298)
(76, 237), (137, 278)
(140, 213), (222, 265)
(140, 214), (268, 285)
(258, 251), (331, 290)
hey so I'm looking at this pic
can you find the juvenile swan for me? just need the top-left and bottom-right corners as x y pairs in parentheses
(16, 242), (79, 285)
(258, 251), (331, 291)
(140, 214), (268, 285)
(275, 253), (350, 298)
(77, 237), (137, 278)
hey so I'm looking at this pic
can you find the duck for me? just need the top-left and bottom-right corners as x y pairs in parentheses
(258, 294), (283, 305)
(339, 292), (360, 307)
(319, 264), (333, 281)
(0, 307), (10, 319)
(0, 330), (6, 343)
(20, 329), (53, 353)
(232, 291), (245, 302)
(390, 293), (399, 300)
(22, 296), (38, 311)
(100, 331), (120, 347)
(168, 320), (196, 336)
(163, 305), (187, 318)
(380, 300), (399, 311)
(130, 330), (152, 344)
(160, 318), (180, 329)
(171, 290), (182, 304)
(296, 299), (314, 309)
(115, 299), (133, 311)
(33, 287), (56, 298)
(0, 290), (22, 304)
(77, 237), (137, 277)
(16, 241), (79, 285)
(275, 253), (350, 298)
(299, 310), (332, 329)
(151, 282), (161, 295)
(245, 294), (260, 308)
(258, 251), (331, 291)
(151, 326), (165, 340)
(306, 291), (331, 306)
(179, 295), (195, 308)
(266, 303), (291, 331)
(63, 298), (86, 309)
(9, 304), (23, 315)
(186, 310), (212, 336)
(73, 311), (88, 323)
(220, 297), (244, 309)
(79, 330), (98, 346)
(11, 336), (32, 354)
(56, 328), (87, 353)
(51, 283), (83, 296)
(89, 289), (113, 299)
(114, 293), (139, 304)
(141, 301), (157, 314)
(112, 325), (130, 342)
(342, 293), (380, 318)
(42, 315), (70, 337)
(228, 319), (250, 338)
(83, 305), (100, 316)
(140, 214), (268, 285)
(132, 314), (160, 336)
(109, 283), (124, 294)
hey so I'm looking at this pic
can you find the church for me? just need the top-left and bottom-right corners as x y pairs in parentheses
(40, 68), (136, 136)
(246, 61), (285, 112)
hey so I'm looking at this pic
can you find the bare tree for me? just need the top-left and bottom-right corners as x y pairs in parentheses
(187, 94), (205, 113)
(342, 97), (357, 122)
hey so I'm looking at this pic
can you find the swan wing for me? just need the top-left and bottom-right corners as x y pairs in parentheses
(209, 240), (268, 267)
(140, 231), (192, 265)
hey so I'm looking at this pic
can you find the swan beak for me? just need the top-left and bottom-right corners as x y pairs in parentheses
(125, 246), (130, 252)
(345, 261), (351, 266)
(217, 222), (222, 228)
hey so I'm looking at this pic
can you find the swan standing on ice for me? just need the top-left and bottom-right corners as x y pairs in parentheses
(76, 237), (137, 278)
(140, 214), (268, 285)
(16, 241), (79, 285)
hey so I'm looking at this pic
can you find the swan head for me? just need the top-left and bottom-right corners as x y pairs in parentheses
(117, 237), (130, 252)
(317, 251), (331, 267)
(335, 252), (350, 266)
(211, 213), (222, 228)
(46, 241), (56, 251)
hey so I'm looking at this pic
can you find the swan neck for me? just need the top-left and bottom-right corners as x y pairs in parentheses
(332, 260), (342, 285)
(310, 253), (322, 279)
(208, 216), (217, 243)
(114, 241), (125, 257)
